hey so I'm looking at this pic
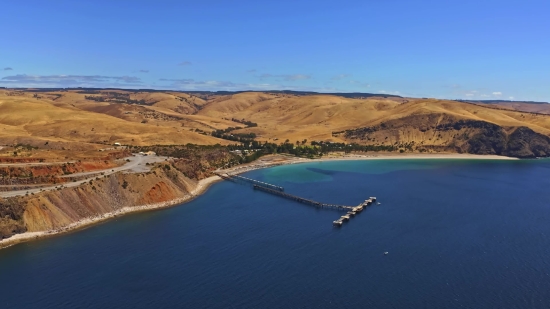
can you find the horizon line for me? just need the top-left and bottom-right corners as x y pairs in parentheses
(0, 86), (548, 104)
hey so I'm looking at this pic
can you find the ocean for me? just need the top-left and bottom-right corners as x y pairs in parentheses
(1, 158), (550, 308)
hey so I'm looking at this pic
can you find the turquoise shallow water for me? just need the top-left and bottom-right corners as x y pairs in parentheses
(1, 158), (550, 308)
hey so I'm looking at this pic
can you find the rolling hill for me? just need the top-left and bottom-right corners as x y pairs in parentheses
(464, 100), (550, 115)
(0, 90), (230, 150)
(2, 88), (550, 158)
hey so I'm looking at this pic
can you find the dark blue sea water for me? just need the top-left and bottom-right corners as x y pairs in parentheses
(2, 159), (550, 309)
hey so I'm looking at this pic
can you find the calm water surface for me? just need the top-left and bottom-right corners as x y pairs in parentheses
(1, 159), (550, 308)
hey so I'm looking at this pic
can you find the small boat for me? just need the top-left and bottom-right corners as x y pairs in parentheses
(377, 202), (381, 205)
(384, 252), (389, 255)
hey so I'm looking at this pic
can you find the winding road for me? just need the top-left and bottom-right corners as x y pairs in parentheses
(0, 155), (167, 198)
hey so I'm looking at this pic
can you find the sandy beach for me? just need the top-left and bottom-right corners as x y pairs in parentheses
(307, 153), (518, 161)
(221, 153), (518, 176)
(0, 153), (518, 249)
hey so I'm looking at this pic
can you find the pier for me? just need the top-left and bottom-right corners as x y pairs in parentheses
(332, 197), (376, 227)
(216, 173), (284, 191)
(252, 185), (353, 210)
(231, 175), (284, 191)
(216, 173), (237, 182)
(218, 172), (378, 226)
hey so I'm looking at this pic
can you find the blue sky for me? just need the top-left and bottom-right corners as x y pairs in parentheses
(1, 0), (549, 101)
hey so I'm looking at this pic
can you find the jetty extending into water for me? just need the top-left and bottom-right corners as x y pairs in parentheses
(217, 172), (377, 226)
(232, 175), (284, 191)
(252, 185), (353, 210)
(217, 173), (284, 191)
(331, 197), (376, 227)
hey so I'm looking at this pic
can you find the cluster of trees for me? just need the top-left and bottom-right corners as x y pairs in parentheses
(211, 131), (257, 143)
(231, 118), (258, 127)
(127, 138), (413, 167)
(85, 93), (146, 105)
(129, 144), (225, 158)
(14, 144), (38, 151)
(225, 138), (419, 162)
(311, 141), (401, 152)
(212, 127), (243, 135)
(209, 119), (259, 143)
(190, 128), (209, 135)
(211, 126), (257, 142)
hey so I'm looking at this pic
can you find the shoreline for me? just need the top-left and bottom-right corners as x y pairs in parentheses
(221, 153), (519, 175)
(0, 152), (519, 250)
(0, 175), (223, 250)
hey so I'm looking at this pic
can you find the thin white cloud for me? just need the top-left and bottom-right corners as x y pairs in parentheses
(158, 78), (334, 92)
(349, 80), (370, 88)
(259, 73), (311, 81)
(492, 91), (502, 96)
(1, 74), (143, 87)
(3, 67), (12, 71)
(285, 74), (310, 81)
(138, 70), (149, 73)
(460, 90), (481, 98)
(377, 90), (401, 96)
(331, 74), (351, 81)
(178, 61), (192, 66)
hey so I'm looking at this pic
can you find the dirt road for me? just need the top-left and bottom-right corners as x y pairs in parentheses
(0, 155), (167, 198)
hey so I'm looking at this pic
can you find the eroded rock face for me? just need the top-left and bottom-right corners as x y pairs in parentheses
(453, 124), (550, 158)
(0, 147), (234, 241)
(0, 198), (26, 239)
(344, 114), (550, 158)
(506, 127), (550, 158)
(0, 166), (198, 239)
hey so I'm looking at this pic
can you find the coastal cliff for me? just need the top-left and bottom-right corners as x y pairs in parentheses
(0, 146), (239, 245)
(343, 114), (550, 158)
(0, 164), (206, 243)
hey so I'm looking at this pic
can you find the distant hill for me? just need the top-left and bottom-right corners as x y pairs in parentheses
(11, 87), (401, 99)
(186, 90), (401, 99)
(2, 88), (550, 157)
(458, 99), (549, 105)
(456, 100), (550, 115)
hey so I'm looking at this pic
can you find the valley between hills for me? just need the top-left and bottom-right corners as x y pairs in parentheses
(1, 87), (550, 246)
(2, 88), (550, 157)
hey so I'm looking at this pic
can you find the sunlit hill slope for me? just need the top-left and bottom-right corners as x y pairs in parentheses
(1, 89), (550, 158)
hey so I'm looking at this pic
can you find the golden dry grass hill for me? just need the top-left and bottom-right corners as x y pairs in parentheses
(195, 92), (550, 154)
(0, 90), (231, 151)
(2, 87), (550, 242)
(2, 88), (550, 158)
(468, 100), (550, 115)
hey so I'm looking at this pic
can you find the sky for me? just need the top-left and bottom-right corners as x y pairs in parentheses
(1, 0), (549, 101)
